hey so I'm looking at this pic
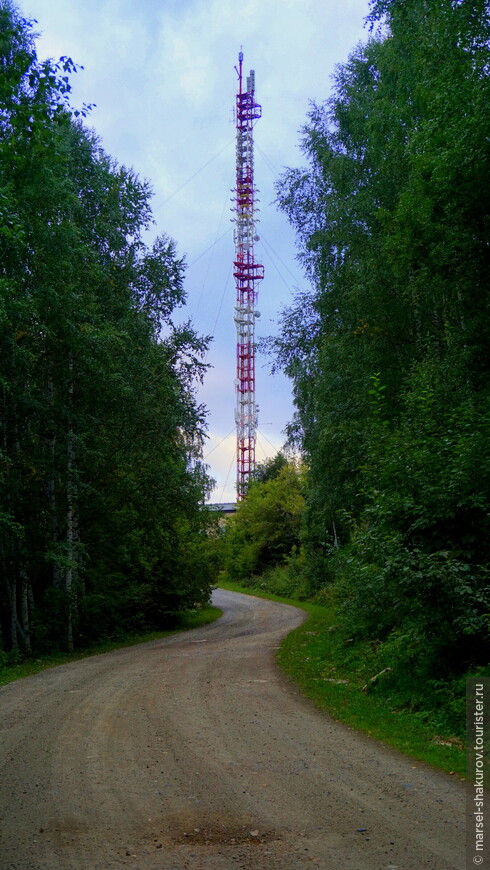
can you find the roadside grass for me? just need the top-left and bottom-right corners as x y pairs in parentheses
(218, 579), (466, 779)
(0, 605), (222, 687)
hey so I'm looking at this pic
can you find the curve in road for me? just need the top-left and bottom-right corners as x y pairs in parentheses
(0, 588), (465, 870)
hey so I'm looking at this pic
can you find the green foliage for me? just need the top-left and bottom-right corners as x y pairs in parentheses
(0, 3), (214, 654)
(218, 459), (305, 584)
(268, 0), (490, 702)
(251, 451), (288, 483)
(336, 376), (490, 672)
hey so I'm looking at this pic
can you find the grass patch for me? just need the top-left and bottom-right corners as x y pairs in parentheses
(218, 579), (465, 778)
(0, 604), (222, 687)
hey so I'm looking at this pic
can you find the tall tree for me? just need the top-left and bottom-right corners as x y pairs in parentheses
(271, 0), (490, 668)
(0, 3), (213, 653)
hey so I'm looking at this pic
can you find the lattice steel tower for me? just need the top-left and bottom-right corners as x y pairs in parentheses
(233, 51), (264, 500)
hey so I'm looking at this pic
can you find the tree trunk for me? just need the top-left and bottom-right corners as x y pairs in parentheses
(65, 356), (77, 652)
(20, 568), (32, 654)
(9, 578), (18, 652)
(46, 378), (61, 590)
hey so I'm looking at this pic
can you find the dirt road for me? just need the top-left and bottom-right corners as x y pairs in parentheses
(0, 588), (465, 870)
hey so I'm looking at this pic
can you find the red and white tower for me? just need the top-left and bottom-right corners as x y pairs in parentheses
(233, 51), (263, 499)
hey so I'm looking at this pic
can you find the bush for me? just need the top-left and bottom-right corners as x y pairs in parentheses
(218, 460), (305, 583)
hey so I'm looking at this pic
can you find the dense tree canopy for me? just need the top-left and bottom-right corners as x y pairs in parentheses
(0, 2), (214, 654)
(269, 0), (490, 678)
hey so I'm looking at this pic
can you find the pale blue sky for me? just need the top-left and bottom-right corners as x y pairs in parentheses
(22, 0), (372, 501)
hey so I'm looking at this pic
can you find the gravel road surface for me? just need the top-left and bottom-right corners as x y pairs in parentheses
(0, 588), (465, 870)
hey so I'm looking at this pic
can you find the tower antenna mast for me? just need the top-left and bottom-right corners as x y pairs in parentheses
(233, 51), (263, 500)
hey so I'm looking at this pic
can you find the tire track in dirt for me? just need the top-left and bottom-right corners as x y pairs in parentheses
(0, 588), (465, 869)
